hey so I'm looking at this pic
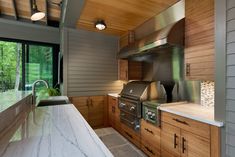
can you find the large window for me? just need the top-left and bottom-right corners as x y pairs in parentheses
(0, 40), (59, 93)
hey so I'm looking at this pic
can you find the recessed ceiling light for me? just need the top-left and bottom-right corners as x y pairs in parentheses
(31, 0), (45, 21)
(95, 20), (107, 31)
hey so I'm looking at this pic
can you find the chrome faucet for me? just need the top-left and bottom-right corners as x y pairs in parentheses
(32, 80), (49, 105)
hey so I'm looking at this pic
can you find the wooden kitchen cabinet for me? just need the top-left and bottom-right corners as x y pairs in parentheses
(141, 120), (161, 157)
(118, 59), (142, 81)
(185, 0), (215, 80)
(70, 96), (106, 129)
(108, 95), (122, 133)
(161, 122), (181, 157)
(161, 112), (220, 157)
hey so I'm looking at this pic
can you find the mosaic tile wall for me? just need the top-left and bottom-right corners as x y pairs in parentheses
(200, 81), (215, 107)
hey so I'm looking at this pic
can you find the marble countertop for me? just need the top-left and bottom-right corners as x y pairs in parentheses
(158, 102), (224, 127)
(0, 91), (32, 113)
(0, 104), (113, 157)
(108, 93), (120, 98)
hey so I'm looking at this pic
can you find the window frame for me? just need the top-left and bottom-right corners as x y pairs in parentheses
(0, 37), (59, 91)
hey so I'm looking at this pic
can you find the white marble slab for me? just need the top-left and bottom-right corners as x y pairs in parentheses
(158, 103), (224, 127)
(0, 104), (113, 157)
(108, 93), (120, 98)
(0, 91), (32, 113)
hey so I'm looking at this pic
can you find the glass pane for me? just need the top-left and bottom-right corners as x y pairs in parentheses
(0, 41), (22, 93)
(25, 45), (53, 91)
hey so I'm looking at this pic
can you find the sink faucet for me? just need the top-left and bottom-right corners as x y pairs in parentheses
(32, 80), (49, 105)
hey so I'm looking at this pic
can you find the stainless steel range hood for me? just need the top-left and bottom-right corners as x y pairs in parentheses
(118, 0), (185, 59)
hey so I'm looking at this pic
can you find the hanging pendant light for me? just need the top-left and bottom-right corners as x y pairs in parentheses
(31, 0), (45, 21)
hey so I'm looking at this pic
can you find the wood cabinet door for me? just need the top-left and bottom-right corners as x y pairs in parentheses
(180, 130), (210, 157)
(70, 96), (89, 121)
(185, 0), (215, 80)
(118, 59), (128, 80)
(108, 101), (114, 127)
(114, 101), (122, 132)
(161, 122), (181, 157)
(89, 96), (105, 128)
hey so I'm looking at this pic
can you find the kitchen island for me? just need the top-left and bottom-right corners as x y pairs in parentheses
(0, 104), (113, 157)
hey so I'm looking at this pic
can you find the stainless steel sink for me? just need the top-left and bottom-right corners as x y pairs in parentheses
(37, 99), (69, 107)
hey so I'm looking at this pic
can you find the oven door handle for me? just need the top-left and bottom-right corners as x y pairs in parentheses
(120, 114), (135, 125)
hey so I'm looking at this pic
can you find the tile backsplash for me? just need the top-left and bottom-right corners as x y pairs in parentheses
(201, 81), (215, 107)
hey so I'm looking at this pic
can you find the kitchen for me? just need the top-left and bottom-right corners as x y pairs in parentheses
(0, 0), (232, 157)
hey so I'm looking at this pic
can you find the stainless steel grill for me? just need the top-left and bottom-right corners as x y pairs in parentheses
(119, 81), (157, 131)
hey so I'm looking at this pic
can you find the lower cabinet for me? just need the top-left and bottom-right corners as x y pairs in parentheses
(161, 112), (220, 157)
(141, 120), (161, 157)
(108, 96), (122, 133)
(121, 123), (141, 148)
(70, 96), (106, 129)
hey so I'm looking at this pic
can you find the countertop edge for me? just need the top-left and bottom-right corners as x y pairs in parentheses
(159, 107), (224, 127)
(107, 93), (120, 98)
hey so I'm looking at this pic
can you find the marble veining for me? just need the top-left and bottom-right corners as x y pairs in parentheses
(0, 91), (32, 113)
(159, 102), (224, 127)
(0, 104), (113, 157)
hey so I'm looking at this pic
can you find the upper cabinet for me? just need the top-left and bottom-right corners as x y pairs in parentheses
(118, 59), (142, 81)
(185, 0), (215, 80)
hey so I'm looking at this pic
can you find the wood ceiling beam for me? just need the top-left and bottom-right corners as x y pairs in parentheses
(29, 0), (34, 23)
(12, 0), (18, 20)
(45, 0), (48, 25)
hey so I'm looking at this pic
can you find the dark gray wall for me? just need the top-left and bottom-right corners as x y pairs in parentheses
(0, 18), (60, 44)
(62, 28), (123, 96)
(226, 0), (235, 156)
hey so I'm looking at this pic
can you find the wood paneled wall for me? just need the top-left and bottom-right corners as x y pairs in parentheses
(63, 28), (123, 96)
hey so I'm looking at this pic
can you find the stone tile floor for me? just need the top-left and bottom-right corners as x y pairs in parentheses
(95, 127), (147, 157)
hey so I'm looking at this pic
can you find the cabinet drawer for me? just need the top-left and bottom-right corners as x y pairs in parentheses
(141, 141), (160, 157)
(141, 120), (160, 150)
(121, 123), (140, 148)
(161, 112), (210, 139)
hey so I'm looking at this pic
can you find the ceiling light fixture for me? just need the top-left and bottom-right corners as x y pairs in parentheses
(95, 20), (107, 30)
(31, 0), (45, 21)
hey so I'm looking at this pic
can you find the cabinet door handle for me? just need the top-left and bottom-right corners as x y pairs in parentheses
(112, 106), (115, 113)
(174, 133), (178, 148)
(144, 146), (155, 155)
(172, 118), (189, 126)
(90, 99), (93, 106)
(182, 137), (186, 154)
(124, 131), (133, 139)
(186, 63), (190, 76)
(86, 98), (89, 106)
(144, 128), (153, 134)
(125, 70), (128, 80)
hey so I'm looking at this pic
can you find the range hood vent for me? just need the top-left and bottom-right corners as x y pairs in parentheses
(118, 19), (185, 59)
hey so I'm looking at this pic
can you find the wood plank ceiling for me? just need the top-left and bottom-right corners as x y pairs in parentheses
(77, 0), (179, 36)
(0, 0), (61, 23)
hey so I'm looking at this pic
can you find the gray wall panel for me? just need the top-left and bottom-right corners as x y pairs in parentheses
(64, 28), (123, 96)
(226, 0), (235, 155)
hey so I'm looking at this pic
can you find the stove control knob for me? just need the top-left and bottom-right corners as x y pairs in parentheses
(135, 125), (140, 130)
(120, 103), (126, 108)
(147, 112), (152, 115)
(130, 106), (135, 111)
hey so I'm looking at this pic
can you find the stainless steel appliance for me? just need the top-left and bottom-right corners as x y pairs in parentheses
(142, 100), (166, 126)
(119, 81), (156, 131)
